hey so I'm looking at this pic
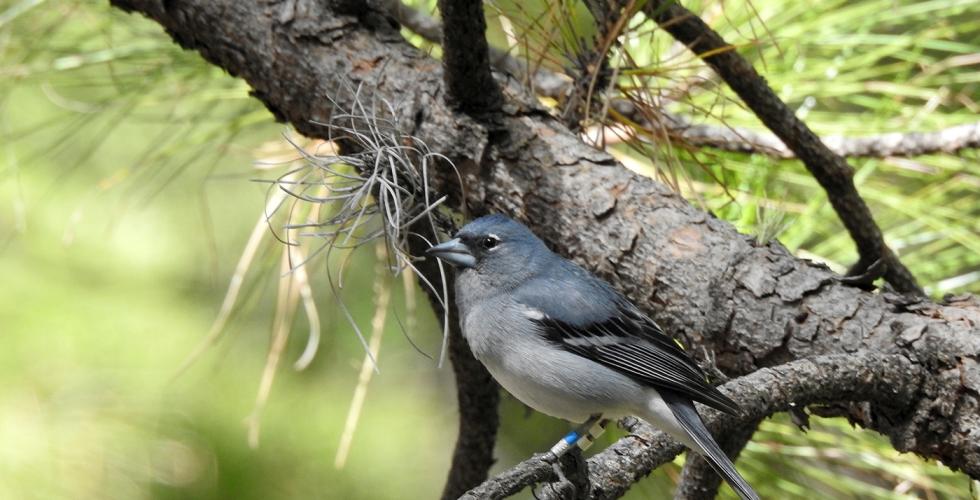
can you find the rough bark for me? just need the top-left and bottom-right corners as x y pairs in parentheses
(109, 0), (980, 497)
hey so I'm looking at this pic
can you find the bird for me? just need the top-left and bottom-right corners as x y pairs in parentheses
(426, 214), (759, 500)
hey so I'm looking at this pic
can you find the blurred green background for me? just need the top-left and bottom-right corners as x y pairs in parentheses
(1, 1), (977, 499)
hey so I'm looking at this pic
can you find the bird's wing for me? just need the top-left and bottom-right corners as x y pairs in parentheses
(528, 297), (740, 416)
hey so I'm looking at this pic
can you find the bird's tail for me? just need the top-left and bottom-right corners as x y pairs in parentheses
(657, 390), (760, 500)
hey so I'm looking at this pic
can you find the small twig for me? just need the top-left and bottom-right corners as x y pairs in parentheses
(385, 0), (441, 41)
(612, 100), (980, 159)
(246, 250), (301, 448)
(837, 257), (887, 290)
(334, 242), (392, 469)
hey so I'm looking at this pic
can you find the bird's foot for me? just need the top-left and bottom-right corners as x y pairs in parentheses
(618, 416), (651, 446)
(551, 459), (569, 484)
(626, 433), (650, 447)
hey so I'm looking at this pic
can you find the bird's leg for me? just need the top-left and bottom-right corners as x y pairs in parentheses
(546, 414), (610, 460)
(542, 415), (608, 493)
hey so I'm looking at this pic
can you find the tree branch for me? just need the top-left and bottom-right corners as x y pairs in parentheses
(423, 1), (504, 488)
(436, 0), (502, 115)
(108, 0), (980, 497)
(468, 353), (925, 499)
(610, 100), (980, 159)
(640, 0), (922, 294)
(383, 0), (571, 98)
(384, 0), (441, 41)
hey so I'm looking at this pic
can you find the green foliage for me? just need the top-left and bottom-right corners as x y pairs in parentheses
(619, 0), (980, 294)
(1, 1), (978, 499)
(1, 3), (453, 499)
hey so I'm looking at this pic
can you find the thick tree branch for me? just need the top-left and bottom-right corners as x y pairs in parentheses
(436, 0), (502, 115)
(641, 0), (923, 294)
(109, 0), (980, 497)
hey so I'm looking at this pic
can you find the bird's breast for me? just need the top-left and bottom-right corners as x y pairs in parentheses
(458, 297), (645, 422)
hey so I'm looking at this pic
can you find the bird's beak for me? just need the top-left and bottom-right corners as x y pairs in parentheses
(425, 238), (476, 269)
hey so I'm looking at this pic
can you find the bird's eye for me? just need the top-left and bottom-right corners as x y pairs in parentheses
(481, 236), (499, 249)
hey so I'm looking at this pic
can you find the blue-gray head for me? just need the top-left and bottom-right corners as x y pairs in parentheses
(426, 214), (552, 281)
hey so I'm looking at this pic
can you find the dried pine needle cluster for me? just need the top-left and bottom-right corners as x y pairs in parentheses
(182, 83), (458, 450)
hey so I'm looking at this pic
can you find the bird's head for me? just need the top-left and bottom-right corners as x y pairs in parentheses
(425, 214), (550, 278)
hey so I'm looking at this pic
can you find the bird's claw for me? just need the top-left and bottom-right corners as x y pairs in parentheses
(551, 460), (569, 484)
(626, 433), (650, 447)
(535, 451), (560, 465)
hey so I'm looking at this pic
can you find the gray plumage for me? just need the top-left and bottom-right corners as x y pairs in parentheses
(427, 214), (759, 500)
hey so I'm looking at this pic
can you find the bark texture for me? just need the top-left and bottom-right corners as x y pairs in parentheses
(110, 0), (980, 497)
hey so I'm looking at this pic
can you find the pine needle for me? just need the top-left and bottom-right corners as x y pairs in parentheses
(170, 176), (292, 380)
(246, 250), (301, 449)
(334, 242), (392, 469)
